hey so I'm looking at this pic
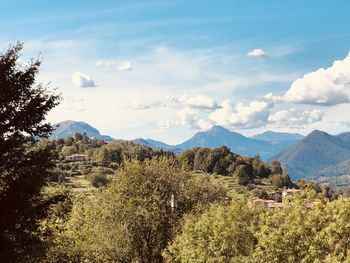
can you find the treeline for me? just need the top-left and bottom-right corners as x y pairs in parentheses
(177, 147), (289, 186)
(48, 133), (292, 188)
(49, 133), (175, 164)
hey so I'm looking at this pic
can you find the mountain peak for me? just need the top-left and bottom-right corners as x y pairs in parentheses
(207, 125), (232, 134)
(51, 120), (114, 141)
(304, 130), (331, 142)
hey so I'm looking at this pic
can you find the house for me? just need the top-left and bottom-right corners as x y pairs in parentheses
(66, 154), (86, 162)
(282, 188), (302, 197)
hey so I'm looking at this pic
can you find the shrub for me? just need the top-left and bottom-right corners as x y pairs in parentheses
(89, 173), (109, 188)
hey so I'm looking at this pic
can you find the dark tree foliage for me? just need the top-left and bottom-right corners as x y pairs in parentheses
(177, 146), (273, 185)
(269, 173), (293, 189)
(270, 160), (283, 175)
(0, 43), (60, 262)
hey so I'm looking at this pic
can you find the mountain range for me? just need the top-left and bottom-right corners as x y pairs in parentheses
(51, 120), (350, 184)
(51, 121), (303, 159)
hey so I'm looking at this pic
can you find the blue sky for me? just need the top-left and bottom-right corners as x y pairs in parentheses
(1, 0), (350, 143)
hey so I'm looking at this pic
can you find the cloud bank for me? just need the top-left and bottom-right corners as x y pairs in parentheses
(283, 52), (350, 105)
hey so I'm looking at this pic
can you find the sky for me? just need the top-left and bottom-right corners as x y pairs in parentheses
(1, 0), (350, 144)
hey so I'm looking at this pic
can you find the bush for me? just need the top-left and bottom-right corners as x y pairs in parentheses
(89, 173), (109, 188)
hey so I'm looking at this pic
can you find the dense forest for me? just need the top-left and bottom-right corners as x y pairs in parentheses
(2, 44), (350, 263)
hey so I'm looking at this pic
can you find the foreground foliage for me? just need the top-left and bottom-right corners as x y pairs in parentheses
(43, 159), (227, 262)
(166, 193), (350, 263)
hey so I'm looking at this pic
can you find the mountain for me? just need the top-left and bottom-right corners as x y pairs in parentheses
(51, 120), (114, 141)
(317, 158), (350, 178)
(253, 131), (304, 142)
(176, 126), (285, 159)
(253, 131), (304, 155)
(131, 138), (182, 153)
(273, 130), (350, 180)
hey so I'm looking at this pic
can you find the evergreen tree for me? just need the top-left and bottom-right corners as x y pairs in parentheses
(0, 43), (60, 262)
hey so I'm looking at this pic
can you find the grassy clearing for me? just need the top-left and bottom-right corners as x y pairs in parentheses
(63, 175), (92, 192)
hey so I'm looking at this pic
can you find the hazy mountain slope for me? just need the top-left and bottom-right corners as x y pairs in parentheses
(273, 130), (350, 180)
(51, 120), (114, 141)
(317, 158), (350, 177)
(337, 132), (350, 143)
(253, 131), (304, 142)
(176, 126), (277, 159)
(253, 131), (304, 155)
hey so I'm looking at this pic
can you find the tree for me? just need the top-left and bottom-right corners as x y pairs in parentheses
(270, 160), (283, 175)
(177, 150), (195, 171)
(252, 196), (329, 263)
(164, 201), (256, 262)
(269, 173), (293, 189)
(234, 164), (254, 186)
(45, 158), (227, 262)
(0, 43), (60, 261)
(318, 198), (350, 261)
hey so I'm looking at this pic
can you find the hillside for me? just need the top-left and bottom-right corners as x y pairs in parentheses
(273, 130), (350, 180)
(51, 120), (114, 141)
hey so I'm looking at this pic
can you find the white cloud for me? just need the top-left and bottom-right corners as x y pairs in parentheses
(158, 119), (179, 129)
(209, 99), (271, 129)
(96, 60), (133, 71)
(125, 94), (219, 110)
(118, 61), (133, 71)
(247, 48), (268, 58)
(178, 107), (200, 129)
(71, 71), (96, 88)
(197, 119), (214, 131)
(178, 94), (219, 110)
(125, 100), (163, 110)
(268, 109), (323, 127)
(283, 52), (350, 105)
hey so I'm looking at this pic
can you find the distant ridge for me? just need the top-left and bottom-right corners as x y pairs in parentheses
(253, 130), (304, 143)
